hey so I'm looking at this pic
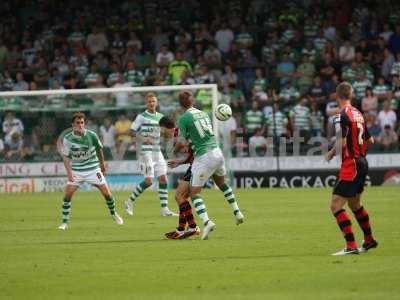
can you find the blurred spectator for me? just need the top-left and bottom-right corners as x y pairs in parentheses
(235, 24), (253, 50)
(390, 53), (400, 77)
(373, 76), (391, 100)
(151, 26), (169, 53)
(195, 65), (215, 84)
(12, 72), (29, 91)
(339, 40), (355, 63)
(86, 26), (109, 56)
(289, 97), (311, 140)
(249, 128), (267, 157)
(377, 124), (398, 151)
(0, 135), (4, 158)
(217, 116), (237, 158)
(296, 54), (315, 94)
(100, 117), (117, 160)
(2, 112), (24, 140)
(378, 100), (397, 131)
(265, 102), (288, 137)
(382, 47), (395, 79)
(276, 53), (295, 86)
(361, 88), (378, 116)
(388, 25), (400, 55)
(251, 68), (268, 102)
(214, 22), (234, 55)
(85, 63), (101, 88)
(126, 32), (142, 52)
(107, 62), (122, 87)
(113, 75), (131, 107)
(220, 65), (238, 92)
(310, 101), (324, 137)
(156, 45), (174, 67)
(168, 51), (192, 84)
(228, 83), (245, 113)
(115, 113), (132, 159)
(366, 114), (381, 139)
(244, 101), (264, 138)
(279, 81), (300, 106)
(124, 60), (144, 86)
(204, 43), (222, 68)
(353, 72), (372, 101)
(308, 76), (326, 106)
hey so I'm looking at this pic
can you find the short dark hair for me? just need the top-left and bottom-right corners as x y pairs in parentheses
(72, 112), (86, 123)
(336, 82), (353, 100)
(159, 116), (175, 129)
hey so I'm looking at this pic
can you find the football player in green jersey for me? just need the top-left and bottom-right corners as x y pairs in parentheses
(57, 112), (123, 230)
(175, 91), (244, 240)
(125, 92), (177, 217)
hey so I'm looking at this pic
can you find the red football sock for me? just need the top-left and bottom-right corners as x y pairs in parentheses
(334, 209), (357, 249)
(353, 206), (374, 243)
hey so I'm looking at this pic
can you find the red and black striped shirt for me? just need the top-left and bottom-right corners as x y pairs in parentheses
(338, 105), (370, 180)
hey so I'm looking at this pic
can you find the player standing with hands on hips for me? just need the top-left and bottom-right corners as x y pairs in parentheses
(57, 112), (123, 230)
(325, 82), (378, 255)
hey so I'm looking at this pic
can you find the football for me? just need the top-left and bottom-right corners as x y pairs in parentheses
(215, 103), (232, 121)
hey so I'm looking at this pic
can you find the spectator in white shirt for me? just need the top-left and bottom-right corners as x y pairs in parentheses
(86, 26), (109, 56)
(218, 116), (237, 158)
(2, 112), (24, 140)
(214, 22), (234, 54)
(13, 71), (29, 91)
(249, 128), (267, 157)
(339, 40), (355, 63)
(100, 118), (117, 160)
(377, 100), (397, 131)
(156, 45), (174, 67)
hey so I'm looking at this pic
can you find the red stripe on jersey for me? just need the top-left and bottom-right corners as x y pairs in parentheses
(341, 105), (368, 161)
(339, 105), (368, 181)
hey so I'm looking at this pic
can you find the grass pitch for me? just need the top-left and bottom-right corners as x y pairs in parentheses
(1, 187), (399, 300)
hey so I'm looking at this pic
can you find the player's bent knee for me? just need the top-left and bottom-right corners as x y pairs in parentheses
(158, 175), (167, 184)
(144, 178), (153, 186)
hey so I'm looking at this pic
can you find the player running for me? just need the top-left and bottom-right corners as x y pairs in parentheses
(175, 91), (244, 240)
(158, 116), (200, 240)
(125, 92), (177, 217)
(57, 112), (123, 230)
(325, 82), (378, 256)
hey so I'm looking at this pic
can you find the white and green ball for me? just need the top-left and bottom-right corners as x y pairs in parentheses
(215, 104), (232, 121)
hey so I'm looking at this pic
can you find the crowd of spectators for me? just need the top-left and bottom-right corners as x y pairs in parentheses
(1, 0), (400, 160)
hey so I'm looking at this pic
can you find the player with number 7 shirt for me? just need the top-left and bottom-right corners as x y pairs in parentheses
(175, 91), (244, 240)
(325, 82), (378, 256)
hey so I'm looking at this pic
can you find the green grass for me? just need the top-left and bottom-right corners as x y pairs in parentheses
(1, 187), (399, 300)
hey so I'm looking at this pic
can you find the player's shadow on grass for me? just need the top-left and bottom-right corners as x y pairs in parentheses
(40, 239), (169, 245)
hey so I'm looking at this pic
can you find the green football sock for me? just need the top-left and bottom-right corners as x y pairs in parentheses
(128, 181), (151, 204)
(192, 195), (210, 225)
(158, 182), (168, 208)
(220, 183), (240, 216)
(61, 198), (71, 224)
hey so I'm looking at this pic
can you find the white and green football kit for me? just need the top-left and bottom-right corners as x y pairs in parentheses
(178, 107), (226, 187)
(60, 129), (106, 186)
(131, 110), (167, 178)
(178, 107), (243, 237)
